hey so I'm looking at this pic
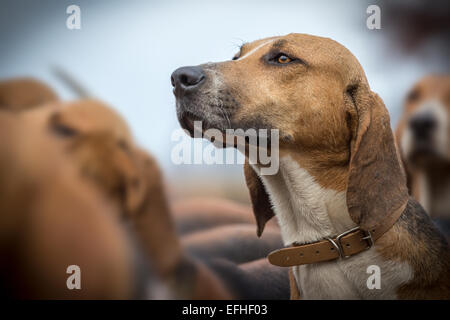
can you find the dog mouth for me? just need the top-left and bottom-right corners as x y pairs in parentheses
(176, 99), (278, 150)
(178, 108), (238, 148)
(178, 110), (208, 137)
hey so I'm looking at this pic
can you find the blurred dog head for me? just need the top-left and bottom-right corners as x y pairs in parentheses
(22, 100), (184, 276)
(1, 104), (179, 299)
(396, 75), (450, 168)
(22, 100), (147, 216)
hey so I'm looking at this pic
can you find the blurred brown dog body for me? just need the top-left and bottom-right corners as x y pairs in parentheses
(173, 197), (268, 235)
(172, 34), (450, 299)
(0, 112), (140, 299)
(22, 100), (232, 299)
(396, 75), (450, 222)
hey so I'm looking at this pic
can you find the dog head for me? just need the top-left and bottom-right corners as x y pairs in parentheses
(396, 75), (450, 169)
(20, 101), (231, 298)
(21, 99), (147, 216)
(172, 33), (408, 235)
(21, 100), (184, 279)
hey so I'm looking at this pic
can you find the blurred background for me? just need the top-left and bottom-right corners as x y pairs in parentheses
(1, 0), (449, 203)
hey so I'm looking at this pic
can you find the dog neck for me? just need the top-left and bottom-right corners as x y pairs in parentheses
(254, 155), (416, 299)
(254, 154), (356, 246)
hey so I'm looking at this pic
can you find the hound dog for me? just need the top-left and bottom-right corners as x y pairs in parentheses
(171, 33), (450, 299)
(396, 75), (450, 236)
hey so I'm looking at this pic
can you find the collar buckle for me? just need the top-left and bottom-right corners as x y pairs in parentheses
(326, 226), (373, 259)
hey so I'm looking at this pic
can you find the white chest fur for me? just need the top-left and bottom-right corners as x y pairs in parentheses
(253, 156), (413, 299)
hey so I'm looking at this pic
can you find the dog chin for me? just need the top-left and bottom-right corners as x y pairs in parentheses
(178, 112), (201, 137)
(177, 109), (227, 142)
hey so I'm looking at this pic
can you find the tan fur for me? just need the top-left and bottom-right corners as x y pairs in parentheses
(223, 34), (407, 234)
(220, 35), (364, 205)
(0, 78), (58, 111)
(0, 112), (134, 299)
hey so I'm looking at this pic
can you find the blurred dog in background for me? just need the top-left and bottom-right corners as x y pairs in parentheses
(396, 75), (450, 238)
(0, 110), (154, 299)
(0, 77), (288, 299)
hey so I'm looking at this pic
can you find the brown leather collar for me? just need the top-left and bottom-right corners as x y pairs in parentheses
(267, 202), (407, 267)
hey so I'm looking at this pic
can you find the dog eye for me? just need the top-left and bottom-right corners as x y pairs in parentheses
(49, 113), (79, 138)
(50, 123), (79, 138)
(407, 89), (420, 103)
(268, 53), (295, 65)
(276, 54), (292, 64)
(232, 53), (240, 61)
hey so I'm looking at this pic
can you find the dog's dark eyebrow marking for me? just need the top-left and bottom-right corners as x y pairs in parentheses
(271, 39), (287, 49)
(265, 39), (308, 66)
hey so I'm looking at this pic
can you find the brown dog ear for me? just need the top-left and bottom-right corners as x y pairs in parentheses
(346, 83), (409, 231)
(244, 161), (275, 237)
(124, 148), (183, 276)
(0, 78), (58, 111)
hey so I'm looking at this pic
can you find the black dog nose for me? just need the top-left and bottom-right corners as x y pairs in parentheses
(409, 112), (436, 138)
(171, 66), (205, 96)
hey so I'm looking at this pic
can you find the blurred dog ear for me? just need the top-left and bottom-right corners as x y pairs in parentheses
(0, 78), (58, 111)
(122, 147), (169, 218)
(346, 83), (408, 231)
(244, 161), (275, 237)
(123, 148), (184, 276)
